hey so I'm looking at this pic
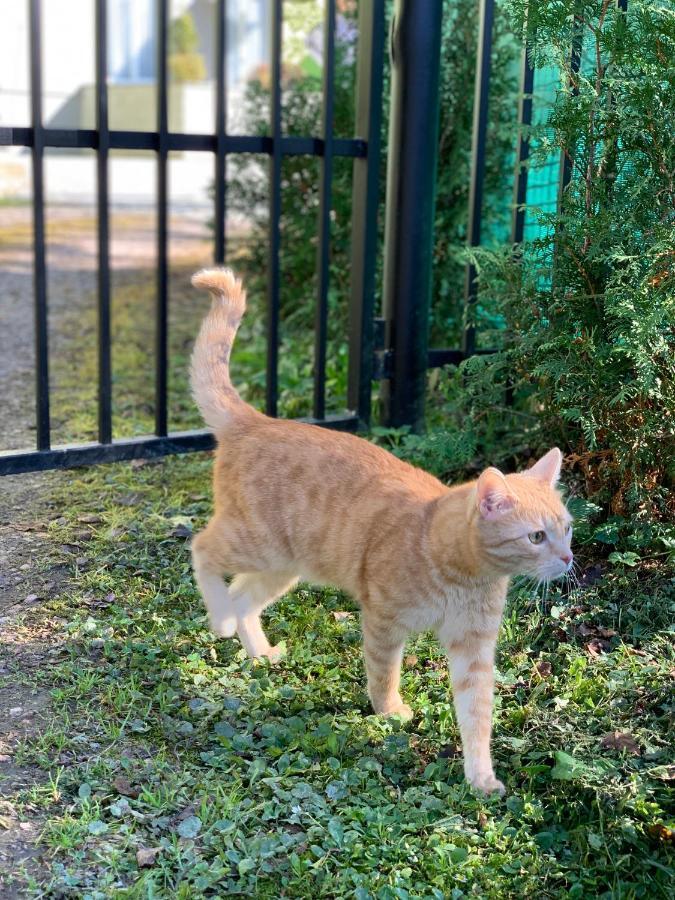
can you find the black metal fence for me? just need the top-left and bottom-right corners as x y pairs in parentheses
(0, 0), (549, 476)
(0, 0), (387, 475)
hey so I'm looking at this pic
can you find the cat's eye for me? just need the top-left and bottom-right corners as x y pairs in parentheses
(528, 531), (546, 544)
(565, 523), (572, 534)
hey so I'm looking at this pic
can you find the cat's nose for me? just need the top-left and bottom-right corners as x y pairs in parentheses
(560, 553), (573, 566)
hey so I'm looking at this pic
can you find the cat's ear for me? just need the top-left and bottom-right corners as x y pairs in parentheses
(524, 447), (562, 486)
(476, 467), (516, 519)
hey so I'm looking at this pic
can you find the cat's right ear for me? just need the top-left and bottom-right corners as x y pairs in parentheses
(476, 467), (516, 519)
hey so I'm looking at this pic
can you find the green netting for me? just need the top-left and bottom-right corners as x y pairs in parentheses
(523, 64), (560, 244)
(523, 28), (598, 245)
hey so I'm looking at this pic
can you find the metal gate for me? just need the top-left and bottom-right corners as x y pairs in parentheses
(0, 0), (571, 476)
(0, 0), (387, 475)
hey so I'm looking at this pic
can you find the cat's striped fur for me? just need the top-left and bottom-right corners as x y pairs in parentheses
(189, 269), (573, 794)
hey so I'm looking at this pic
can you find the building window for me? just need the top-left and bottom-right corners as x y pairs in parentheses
(108, 0), (156, 83)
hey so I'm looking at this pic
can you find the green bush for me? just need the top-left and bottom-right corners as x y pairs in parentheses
(169, 12), (206, 83)
(431, 0), (518, 346)
(226, 0), (517, 346)
(227, 48), (357, 335)
(420, 0), (675, 542)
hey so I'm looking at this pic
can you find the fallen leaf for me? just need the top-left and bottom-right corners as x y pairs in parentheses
(596, 627), (617, 639)
(648, 823), (674, 845)
(649, 765), (675, 782)
(332, 611), (352, 622)
(599, 731), (640, 755)
(404, 655), (418, 669)
(78, 514), (102, 524)
(136, 847), (162, 867)
(169, 524), (192, 539)
(534, 660), (552, 677)
(585, 639), (610, 657)
(113, 776), (141, 799)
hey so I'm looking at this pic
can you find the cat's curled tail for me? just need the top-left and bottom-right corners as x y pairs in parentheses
(190, 268), (247, 430)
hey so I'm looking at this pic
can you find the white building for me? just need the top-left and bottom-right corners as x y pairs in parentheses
(0, 0), (270, 206)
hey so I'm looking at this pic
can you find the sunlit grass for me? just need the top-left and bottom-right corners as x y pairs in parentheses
(1, 452), (672, 897)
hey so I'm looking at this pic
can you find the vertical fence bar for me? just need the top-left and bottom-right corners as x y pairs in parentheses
(347, 0), (385, 426)
(95, 0), (112, 444)
(155, 0), (169, 436)
(214, 0), (227, 264)
(557, 12), (582, 206)
(462, 0), (494, 359)
(511, 42), (534, 246)
(312, 0), (336, 421)
(29, 0), (50, 451)
(266, 0), (282, 417)
(380, 0), (443, 430)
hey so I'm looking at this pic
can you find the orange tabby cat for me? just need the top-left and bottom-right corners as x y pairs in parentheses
(189, 269), (573, 794)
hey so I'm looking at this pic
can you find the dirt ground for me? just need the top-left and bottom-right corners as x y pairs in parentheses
(0, 470), (69, 894)
(0, 203), (213, 894)
(0, 203), (214, 451)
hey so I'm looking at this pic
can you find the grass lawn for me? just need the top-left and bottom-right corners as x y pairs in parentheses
(2, 450), (673, 898)
(42, 256), (351, 448)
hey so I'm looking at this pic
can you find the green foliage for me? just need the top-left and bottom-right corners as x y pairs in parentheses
(423, 0), (675, 539)
(431, 1), (519, 346)
(226, 0), (519, 361)
(169, 12), (201, 55)
(169, 13), (206, 83)
(4, 454), (673, 897)
(227, 47), (357, 335)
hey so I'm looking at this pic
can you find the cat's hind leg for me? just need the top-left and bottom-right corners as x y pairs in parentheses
(361, 614), (412, 720)
(229, 571), (298, 662)
(191, 524), (240, 637)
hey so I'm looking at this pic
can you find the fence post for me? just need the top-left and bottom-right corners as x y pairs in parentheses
(347, 0), (386, 428)
(380, 0), (442, 431)
(462, 0), (494, 359)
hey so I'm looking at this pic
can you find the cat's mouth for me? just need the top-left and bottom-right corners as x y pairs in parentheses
(527, 562), (572, 581)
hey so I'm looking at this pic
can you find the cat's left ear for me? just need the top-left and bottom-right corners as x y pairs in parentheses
(476, 467), (516, 519)
(523, 447), (562, 486)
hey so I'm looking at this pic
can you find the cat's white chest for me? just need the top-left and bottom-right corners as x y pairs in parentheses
(398, 584), (465, 634)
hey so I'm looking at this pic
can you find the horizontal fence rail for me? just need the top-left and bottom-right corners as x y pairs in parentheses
(0, 128), (367, 157)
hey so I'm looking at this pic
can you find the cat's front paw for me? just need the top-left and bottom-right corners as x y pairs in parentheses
(210, 615), (237, 638)
(381, 702), (414, 722)
(467, 773), (506, 796)
(261, 643), (285, 664)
